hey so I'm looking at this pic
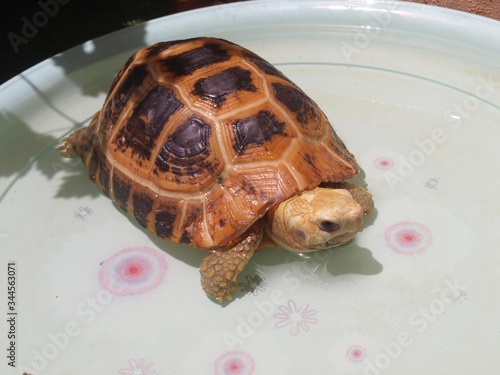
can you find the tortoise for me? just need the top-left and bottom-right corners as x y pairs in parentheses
(59, 37), (374, 302)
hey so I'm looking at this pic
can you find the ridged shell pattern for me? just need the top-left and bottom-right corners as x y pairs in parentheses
(82, 37), (358, 248)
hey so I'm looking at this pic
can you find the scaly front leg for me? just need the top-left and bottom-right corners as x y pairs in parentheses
(200, 225), (263, 302)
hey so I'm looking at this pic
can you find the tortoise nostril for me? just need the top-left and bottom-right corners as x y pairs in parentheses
(318, 220), (340, 232)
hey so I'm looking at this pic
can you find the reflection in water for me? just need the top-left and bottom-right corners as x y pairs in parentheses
(52, 21), (148, 98)
(0, 109), (100, 201)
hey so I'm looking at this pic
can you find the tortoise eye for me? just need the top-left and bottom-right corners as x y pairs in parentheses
(318, 220), (340, 232)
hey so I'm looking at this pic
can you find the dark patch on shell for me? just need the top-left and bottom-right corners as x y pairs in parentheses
(233, 110), (285, 153)
(97, 156), (111, 197)
(162, 43), (230, 76)
(241, 177), (257, 195)
(272, 82), (318, 125)
(192, 67), (256, 107)
(106, 65), (149, 124)
(146, 40), (187, 58)
(155, 206), (178, 239)
(132, 192), (154, 228)
(165, 116), (210, 158)
(155, 116), (212, 176)
(107, 53), (137, 99)
(116, 85), (183, 160)
(244, 51), (294, 84)
(303, 153), (321, 176)
(112, 170), (132, 211)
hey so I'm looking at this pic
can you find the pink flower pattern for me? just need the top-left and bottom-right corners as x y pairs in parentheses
(273, 300), (318, 336)
(119, 358), (157, 375)
(423, 178), (439, 190)
(214, 351), (254, 375)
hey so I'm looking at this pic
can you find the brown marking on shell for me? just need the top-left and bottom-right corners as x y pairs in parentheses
(64, 37), (359, 249)
(112, 167), (132, 211)
(132, 187), (156, 229)
(155, 115), (210, 170)
(114, 84), (184, 160)
(103, 64), (150, 134)
(191, 66), (256, 107)
(106, 53), (138, 102)
(150, 112), (224, 192)
(145, 39), (190, 58)
(178, 59), (267, 118)
(271, 82), (326, 138)
(97, 153), (111, 197)
(219, 102), (298, 165)
(162, 42), (231, 76)
(243, 51), (297, 86)
(232, 110), (285, 154)
(154, 197), (180, 240)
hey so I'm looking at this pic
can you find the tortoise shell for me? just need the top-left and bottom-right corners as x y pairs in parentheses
(71, 37), (358, 249)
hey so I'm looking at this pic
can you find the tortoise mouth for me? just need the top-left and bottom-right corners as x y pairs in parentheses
(295, 230), (359, 252)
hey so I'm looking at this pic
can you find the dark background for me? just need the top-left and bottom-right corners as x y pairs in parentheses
(2, 0), (499, 85)
(1, 0), (247, 84)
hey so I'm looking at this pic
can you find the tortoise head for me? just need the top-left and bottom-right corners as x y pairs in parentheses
(265, 187), (365, 252)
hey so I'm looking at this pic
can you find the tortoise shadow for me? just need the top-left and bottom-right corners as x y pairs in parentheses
(246, 241), (383, 277)
(324, 243), (383, 276)
(123, 212), (206, 269)
(236, 240), (383, 304)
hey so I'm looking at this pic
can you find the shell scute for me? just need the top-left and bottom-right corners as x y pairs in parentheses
(154, 197), (180, 240)
(104, 64), (149, 130)
(271, 82), (326, 138)
(161, 42), (231, 76)
(114, 84), (184, 160)
(145, 39), (187, 58)
(232, 110), (286, 154)
(162, 115), (211, 159)
(132, 190), (155, 228)
(191, 66), (256, 108)
(150, 113), (224, 192)
(111, 167), (132, 211)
